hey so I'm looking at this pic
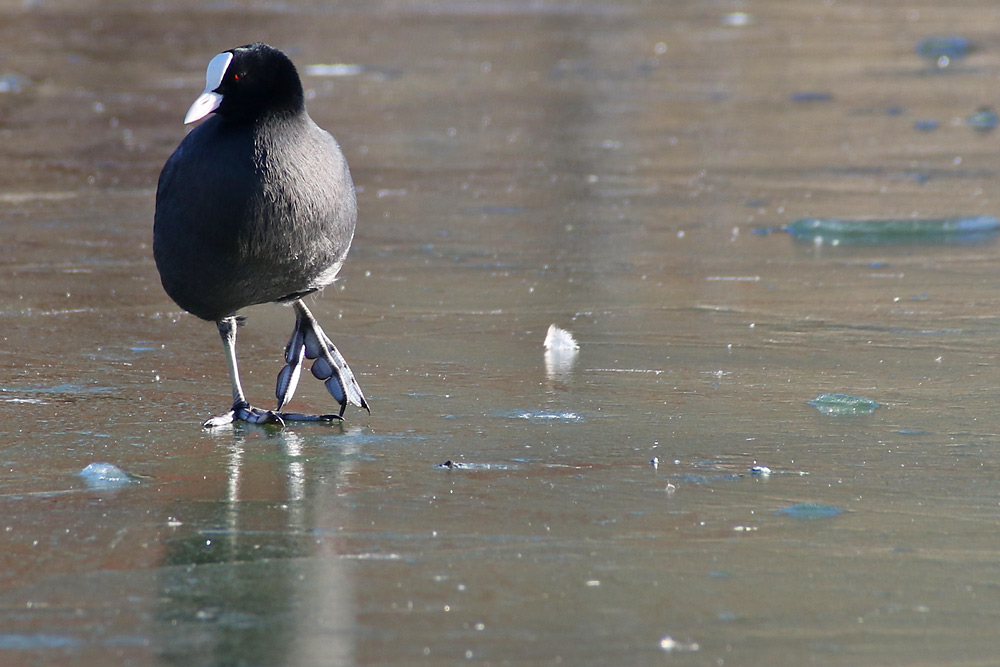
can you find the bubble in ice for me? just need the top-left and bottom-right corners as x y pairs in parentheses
(659, 635), (699, 652)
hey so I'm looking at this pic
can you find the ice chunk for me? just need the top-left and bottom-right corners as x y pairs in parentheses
(78, 462), (138, 488)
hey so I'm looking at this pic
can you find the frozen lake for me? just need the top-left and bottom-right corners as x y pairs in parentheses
(2, 0), (1000, 664)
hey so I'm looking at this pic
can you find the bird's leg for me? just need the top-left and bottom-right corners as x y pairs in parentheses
(272, 299), (369, 421)
(204, 316), (284, 428)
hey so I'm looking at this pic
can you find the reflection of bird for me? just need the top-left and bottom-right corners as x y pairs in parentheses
(154, 43), (369, 427)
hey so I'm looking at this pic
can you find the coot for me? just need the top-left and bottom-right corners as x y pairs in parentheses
(153, 43), (369, 427)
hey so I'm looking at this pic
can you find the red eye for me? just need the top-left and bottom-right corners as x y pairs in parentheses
(233, 73), (241, 81)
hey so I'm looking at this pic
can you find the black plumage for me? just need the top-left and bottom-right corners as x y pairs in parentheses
(154, 43), (369, 427)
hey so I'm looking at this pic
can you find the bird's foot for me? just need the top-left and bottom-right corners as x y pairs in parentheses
(275, 411), (344, 423)
(203, 401), (286, 428)
(202, 402), (345, 428)
(275, 301), (370, 417)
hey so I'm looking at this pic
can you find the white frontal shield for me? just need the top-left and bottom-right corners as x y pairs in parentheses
(184, 52), (234, 124)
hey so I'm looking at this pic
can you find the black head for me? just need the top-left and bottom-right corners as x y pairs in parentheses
(185, 42), (305, 125)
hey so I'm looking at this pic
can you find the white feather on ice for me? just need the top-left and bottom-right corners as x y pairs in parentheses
(544, 324), (579, 381)
(543, 324), (579, 352)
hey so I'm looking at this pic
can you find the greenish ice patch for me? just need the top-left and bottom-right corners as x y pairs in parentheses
(493, 409), (585, 423)
(915, 36), (972, 65)
(808, 393), (879, 415)
(784, 216), (1000, 245)
(967, 107), (999, 132)
(774, 503), (845, 520)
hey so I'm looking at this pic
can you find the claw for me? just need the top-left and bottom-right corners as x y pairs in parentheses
(236, 403), (285, 426)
